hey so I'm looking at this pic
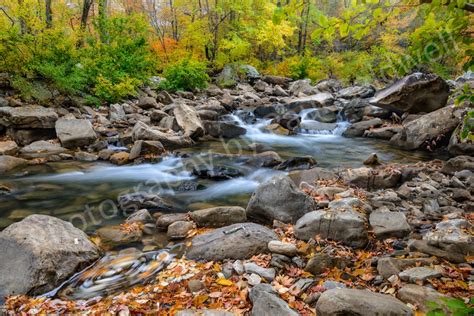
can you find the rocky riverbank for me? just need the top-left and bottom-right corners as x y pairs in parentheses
(0, 68), (473, 315)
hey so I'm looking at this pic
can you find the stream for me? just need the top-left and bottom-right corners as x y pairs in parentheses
(0, 110), (438, 234)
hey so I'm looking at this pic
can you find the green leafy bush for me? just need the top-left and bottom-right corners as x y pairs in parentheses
(160, 59), (209, 91)
(426, 297), (474, 316)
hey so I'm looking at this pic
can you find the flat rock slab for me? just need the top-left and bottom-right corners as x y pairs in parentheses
(186, 223), (277, 261)
(316, 288), (413, 316)
(369, 210), (411, 239)
(0, 106), (58, 128)
(399, 267), (442, 283)
(0, 155), (28, 173)
(190, 206), (246, 228)
(55, 119), (97, 148)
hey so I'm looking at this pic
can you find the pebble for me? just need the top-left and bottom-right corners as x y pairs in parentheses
(232, 260), (244, 275)
(188, 280), (205, 293)
(247, 273), (261, 286)
(244, 262), (276, 281)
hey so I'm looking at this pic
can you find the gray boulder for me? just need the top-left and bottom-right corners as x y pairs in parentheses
(0, 155), (28, 173)
(397, 285), (448, 312)
(173, 102), (204, 139)
(424, 219), (473, 255)
(369, 73), (449, 114)
(203, 121), (246, 138)
(288, 79), (318, 96)
(341, 167), (401, 190)
(305, 107), (338, 123)
(399, 267), (441, 283)
(369, 208), (411, 239)
(132, 121), (193, 148)
(190, 206), (246, 228)
(364, 126), (403, 140)
(249, 284), (299, 316)
(55, 118), (97, 149)
(441, 155), (474, 174)
(316, 288), (413, 316)
(216, 64), (260, 88)
(288, 167), (337, 186)
(294, 209), (368, 248)
(246, 175), (315, 224)
(286, 93), (334, 113)
(0, 106), (58, 128)
(0, 140), (18, 155)
(0, 215), (100, 297)
(20, 140), (66, 158)
(337, 85), (375, 99)
(390, 106), (460, 150)
(186, 223), (277, 261)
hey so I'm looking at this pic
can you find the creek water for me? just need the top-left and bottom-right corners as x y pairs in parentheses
(0, 111), (437, 234)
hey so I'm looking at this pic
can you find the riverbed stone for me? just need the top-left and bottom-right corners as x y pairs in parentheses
(167, 221), (194, 240)
(0, 215), (100, 297)
(55, 118), (97, 148)
(289, 167), (337, 186)
(0, 140), (18, 155)
(118, 192), (173, 213)
(305, 253), (349, 275)
(173, 102), (204, 139)
(97, 225), (143, 248)
(341, 166), (401, 190)
(423, 219), (473, 255)
(364, 125), (403, 140)
(369, 73), (450, 114)
(286, 93), (334, 112)
(369, 208), (411, 239)
(441, 155), (474, 174)
(0, 155), (27, 173)
(376, 257), (436, 279)
(244, 262), (276, 281)
(20, 140), (66, 158)
(202, 121), (246, 138)
(397, 284), (448, 312)
(294, 209), (368, 248)
(249, 284), (299, 316)
(316, 288), (413, 316)
(129, 140), (165, 160)
(186, 223), (278, 261)
(126, 209), (154, 224)
(246, 175), (316, 224)
(190, 206), (246, 228)
(268, 240), (297, 257)
(0, 106), (58, 128)
(408, 239), (466, 263)
(343, 118), (383, 137)
(337, 85), (375, 99)
(390, 105), (460, 150)
(288, 79), (318, 96)
(156, 213), (189, 231)
(176, 310), (235, 316)
(132, 121), (193, 149)
(305, 107), (338, 123)
(109, 151), (129, 165)
(399, 267), (442, 283)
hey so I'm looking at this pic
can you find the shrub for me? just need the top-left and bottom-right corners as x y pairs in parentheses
(160, 59), (209, 91)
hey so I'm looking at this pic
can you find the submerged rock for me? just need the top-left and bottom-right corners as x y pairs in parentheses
(0, 215), (100, 297)
(246, 175), (315, 224)
(316, 288), (413, 316)
(192, 166), (243, 180)
(369, 73), (449, 114)
(118, 192), (173, 213)
(274, 156), (317, 171)
(186, 223), (277, 261)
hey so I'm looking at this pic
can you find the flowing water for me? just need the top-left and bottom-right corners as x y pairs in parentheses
(0, 112), (437, 234)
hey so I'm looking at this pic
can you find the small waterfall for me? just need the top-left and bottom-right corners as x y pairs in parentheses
(298, 108), (349, 136)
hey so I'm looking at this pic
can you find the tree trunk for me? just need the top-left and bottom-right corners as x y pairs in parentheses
(45, 0), (52, 28)
(80, 0), (93, 31)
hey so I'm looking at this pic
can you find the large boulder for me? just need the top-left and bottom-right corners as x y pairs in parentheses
(216, 64), (260, 87)
(288, 167), (337, 186)
(316, 288), (413, 316)
(186, 223), (277, 261)
(0, 155), (28, 173)
(286, 93), (334, 113)
(202, 121), (246, 138)
(294, 209), (368, 248)
(423, 219), (473, 256)
(132, 121), (193, 149)
(173, 102), (204, 139)
(288, 79), (318, 96)
(369, 208), (411, 239)
(0, 215), (100, 297)
(190, 206), (247, 228)
(304, 107), (338, 123)
(20, 140), (66, 158)
(261, 75), (292, 87)
(246, 175), (316, 224)
(0, 140), (18, 155)
(6, 128), (56, 146)
(341, 167), (401, 190)
(337, 85), (375, 99)
(389, 106), (460, 150)
(369, 73), (449, 114)
(249, 284), (298, 316)
(0, 106), (58, 128)
(55, 118), (97, 149)
(341, 98), (370, 123)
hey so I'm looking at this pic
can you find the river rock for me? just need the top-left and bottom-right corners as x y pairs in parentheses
(305, 253), (349, 275)
(20, 140), (66, 158)
(304, 107), (338, 123)
(97, 225), (143, 248)
(202, 121), (246, 138)
(253, 104), (278, 118)
(190, 206), (246, 228)
(157, 91), (174, 105)
(268, 240), (297, 257)
(369, 208), (411, 239)
(273, 112), (301, 130)
(289, 167), (337, 186)
(192, 166), (243, 180)
(337, 85), (375, 99)
(397, 284), (448, 312)
(0, 106), (58, 128)
(0, 215), (100, 297)
(274, 156), (316, 171)
(246, 175), (315, 224)
(186, 223), (277, 261)
(408, 240), (465, 263)
(343, 118), (383, 137)
(299, 121), (336, 132)
(341, 167), (401, 190)
(390, 106), (460, 150)
(341, 98), (370, 122)
(173, 102), (204, 139)
(129, 140), (165, 160)
(109, 103), (126, 122)
(399, 267), (441, 283)
(262, 75), (292, 87)
(176, 310), (236, 316)
(118, 192), (173, 213)
(156, 213), (189, 231)
(286, 93), (334, 112)
(132, 121), (193, 149)
(249, 284), (299, 316)
(364, 125), (403, 140)
(377, 257), (436, 279)
(244, 262), (276, 281)
(0, 140), (18, 155)
(197, 110), (219, 121)
(137, 96), (159, 109)
(245, 151), (282, 168)
(272, 85), (288, 97)
(109, 152), (129, 165)
(423, 219), (473, 255)
(1, 154), (28, 174)
(289, 79), (318, 96)
(448, 126), (474, 156)
(316, 288), (413, 316)
(294, 209), (368, 248)
(369, 73), (449, 114)
(167, 221), (194, 240)
(55, 118), (97, 149)
(125, 209), (154, 224)
(216, 64), (260, 87)
(7, 127), (57, 146)
(441, 155), (474, 174)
